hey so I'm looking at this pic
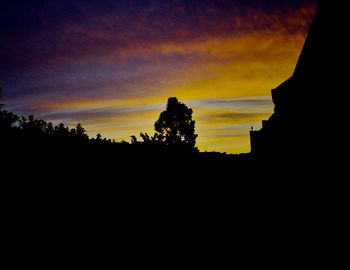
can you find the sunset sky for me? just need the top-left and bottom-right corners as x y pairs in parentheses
(0, 0), (319, 153)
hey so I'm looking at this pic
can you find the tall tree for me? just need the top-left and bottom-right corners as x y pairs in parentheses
(75, 123), (88, 140)
(155, 97), (197, 147)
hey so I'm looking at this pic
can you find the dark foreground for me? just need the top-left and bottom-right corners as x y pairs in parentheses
(1, 134), (344, 269)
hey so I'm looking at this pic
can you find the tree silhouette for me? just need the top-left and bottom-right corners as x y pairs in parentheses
(96, 133), (102, 141)
(54, 123), (70, 137)
(19, 115), (48, 137)
(140, 132), (151, 144)
(130, 135), (138, 144)
(2, 87), (204, 165)
(46, 122), (54, 136)
(0, 88), (19, 132)
(155, 97), (197, 147)
(0, 110), (18, 131)
(74, 123), (88, 140)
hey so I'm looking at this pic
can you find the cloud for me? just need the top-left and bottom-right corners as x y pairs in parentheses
(0, 0), (319, 153)
(190, 96), (273, 107)
(43, 103), (163, 122)
(1, 0), (318, 71)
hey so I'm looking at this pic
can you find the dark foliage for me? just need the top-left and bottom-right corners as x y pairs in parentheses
(1, 91), (248, 187)
(155, 97), (198, 148)
(1, 92), (235, 172)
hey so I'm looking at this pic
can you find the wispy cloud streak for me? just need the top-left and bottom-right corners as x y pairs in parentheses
(0, 0), (319, 153)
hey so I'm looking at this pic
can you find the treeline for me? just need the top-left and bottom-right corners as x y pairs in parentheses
(1, 87), (252, 180)
(1, 88), (198, 154)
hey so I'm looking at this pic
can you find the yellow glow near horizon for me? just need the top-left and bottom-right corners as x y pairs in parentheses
(27, 3), (317, 154)
(43, 29), (307, 153)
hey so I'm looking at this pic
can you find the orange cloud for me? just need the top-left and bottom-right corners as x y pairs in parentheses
(3, 1), (318, 154)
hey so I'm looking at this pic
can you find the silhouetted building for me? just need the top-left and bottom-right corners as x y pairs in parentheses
(250, 0), (339, 161)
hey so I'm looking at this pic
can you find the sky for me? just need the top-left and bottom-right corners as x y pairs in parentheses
(0, 0), (319, 153)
